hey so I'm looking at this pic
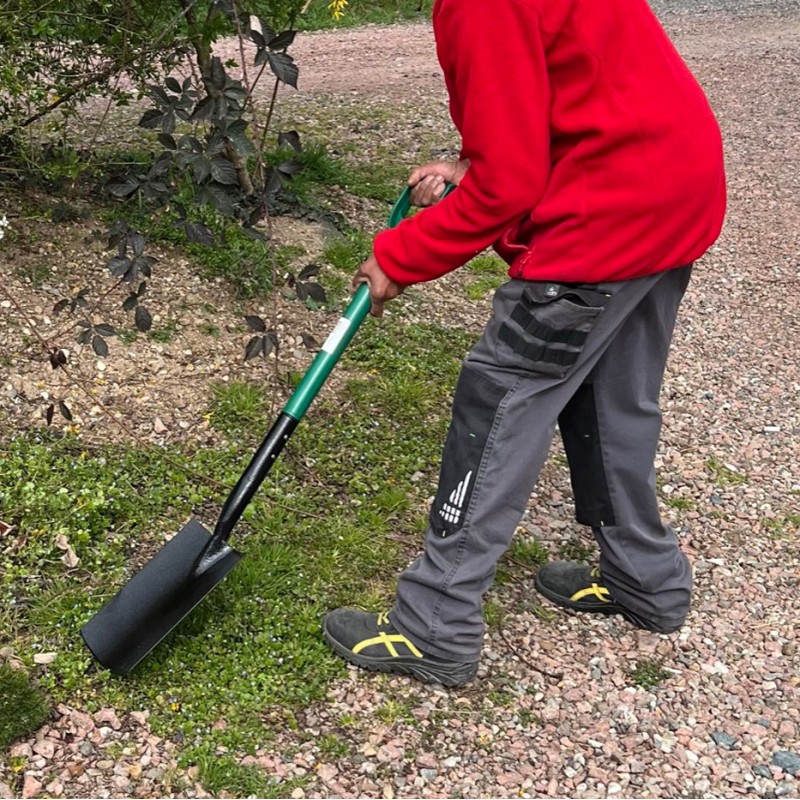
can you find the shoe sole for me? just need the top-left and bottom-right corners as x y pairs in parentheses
(534, 573), (681, 633)
(323, 621), (478, 688)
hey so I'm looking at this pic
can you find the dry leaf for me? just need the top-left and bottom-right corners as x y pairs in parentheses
(61, 546), (79, 568)
(55, 534), (69, 551)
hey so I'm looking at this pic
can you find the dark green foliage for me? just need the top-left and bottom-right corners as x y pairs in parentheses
(0, 664), (50, 747)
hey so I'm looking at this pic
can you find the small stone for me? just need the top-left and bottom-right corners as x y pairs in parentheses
(33, 740), (55, 759)
(710, 732), (737, 749)
(33, 652), (57, 665)
(442, 756), (461, 768)
(290, 789), (305, 799)
(772, 751), (800, 775)
(95, 708), (122, 730)
(22, 776), (42, 799)
(754, 765), (773, 779)
(153, 417), (168, 434)
(97, 760), (114, 771)
(420, 769), (438, 781)
(45, 779), (63, 796)
(0, 782), (14, 799)
(79, 742), (94, 756)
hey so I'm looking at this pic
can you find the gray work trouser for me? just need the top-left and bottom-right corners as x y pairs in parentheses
(391, 266), (694, 661)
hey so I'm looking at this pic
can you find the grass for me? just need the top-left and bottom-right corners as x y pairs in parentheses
(298, 0), (433, 31)
(705, 457), (747, 488)
(630, 658), (670, 690)
(0, 664), (50, 748)
(0, 317), (473, 794)
(464, 255), (507, 300)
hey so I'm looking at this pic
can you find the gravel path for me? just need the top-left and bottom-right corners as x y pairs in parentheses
(2, 2), (799, 798)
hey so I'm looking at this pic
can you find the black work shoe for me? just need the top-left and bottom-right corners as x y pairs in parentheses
(534, 561), (680, 633)
(323, 608), (478, 687)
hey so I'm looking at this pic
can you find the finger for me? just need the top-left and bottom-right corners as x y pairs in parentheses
(351, 269), (367, 291)
(370, 297), (384, 318)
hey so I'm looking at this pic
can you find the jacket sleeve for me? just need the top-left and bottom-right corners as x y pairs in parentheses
(373, 0), (551, 285)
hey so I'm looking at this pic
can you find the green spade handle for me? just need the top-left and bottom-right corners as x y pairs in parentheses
(283, 183), (454, 420)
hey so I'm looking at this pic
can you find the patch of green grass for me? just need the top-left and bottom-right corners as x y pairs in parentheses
(13, 260), (53, 288)
(0, 313), (474, 791)
(149, 318), (178, 344)
(298, 0), (433, 32)
(210, 382), (270, 437)
(763, 514), (800, 540)
(705, 457), (746, 488)
(375, 699), (412, 726)
(527, 600), (559, 623)
(483, 599), (504, 629)
(117, 329), (138, 345)
(197, 322), (220, 337)
(516, 708), (542, 728)
(323, 230), (372, 274)
(507, 536), (549, 567)
(318, 732), (350, 760)
(630, 658), (670, 690)
(196, 752), (305, 798)
(0, 664), (50, 747)
(466, 275), (504, 301)
(664, 496), (697, 511)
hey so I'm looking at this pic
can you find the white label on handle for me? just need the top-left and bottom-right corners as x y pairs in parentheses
(321, 317), (352, 354)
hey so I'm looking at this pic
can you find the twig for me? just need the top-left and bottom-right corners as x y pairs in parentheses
(496, 626), (564, 681)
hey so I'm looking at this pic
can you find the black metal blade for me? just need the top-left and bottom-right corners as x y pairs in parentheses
(80, 519), (243, 674)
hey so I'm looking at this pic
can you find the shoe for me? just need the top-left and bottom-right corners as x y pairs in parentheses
(534, 561), (679, 633)
(323, 608), (478, 687)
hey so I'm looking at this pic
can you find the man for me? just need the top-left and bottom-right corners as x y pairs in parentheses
(323, 0), (726, 686)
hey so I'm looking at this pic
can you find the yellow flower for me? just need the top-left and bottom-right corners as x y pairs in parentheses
(328, 0), (348, 20)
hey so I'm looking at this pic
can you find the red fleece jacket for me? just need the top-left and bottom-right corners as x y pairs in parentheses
(373, 0), (726, 285)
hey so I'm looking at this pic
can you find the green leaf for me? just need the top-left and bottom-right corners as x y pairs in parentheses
(135, 305), (153, 333)
(269, 30), (296, 50)
(266, 52), (298, 88)
(92, 336), (109, 358)
(210, 158), (238, 185)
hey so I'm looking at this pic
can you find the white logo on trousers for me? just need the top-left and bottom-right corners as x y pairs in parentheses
(439, 471), (473, 527)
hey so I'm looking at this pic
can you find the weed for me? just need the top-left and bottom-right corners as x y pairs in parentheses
(557, 538), (594, 563)
(196, 751), (305, 798)
(527, 600), (559, 624)
(0, 664), (50, 747)
(483, 599), (504, 628)
(318, 732), (350, 760)
(209, 382), (270, 438)
(706, 457), (746, 488)
(508, 536), (549, 567)
(516, 708), (542, 728)
(198, 322), (220, 337)
(664, 497), (697, 511)
(149, 318), (178, 344)
(375, 699), (412, 726)
(630, 658), (670, 690)
(487, 689), (514, 708)
(117, 329), (138, 345)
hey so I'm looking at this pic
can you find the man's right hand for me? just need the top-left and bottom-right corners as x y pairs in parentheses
(408, 159), (470, 206)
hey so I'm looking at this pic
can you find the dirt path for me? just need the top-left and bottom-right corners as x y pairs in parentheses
(2, 4), (800, 798)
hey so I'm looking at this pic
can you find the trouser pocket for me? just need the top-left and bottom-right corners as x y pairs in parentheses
(430, 365), (509, 539)
(498, 282), (611, 377)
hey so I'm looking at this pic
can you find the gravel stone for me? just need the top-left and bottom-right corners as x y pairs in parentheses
(773, 752), (800, 775)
